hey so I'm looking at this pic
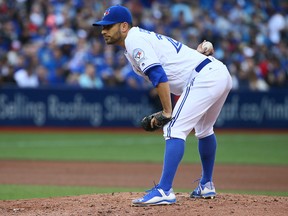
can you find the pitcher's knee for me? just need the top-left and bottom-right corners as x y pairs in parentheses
(163, 130), (188, 141)
(195, 129), (214, 139)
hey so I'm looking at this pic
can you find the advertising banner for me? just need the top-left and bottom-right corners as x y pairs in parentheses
(0, 87), (287, 128)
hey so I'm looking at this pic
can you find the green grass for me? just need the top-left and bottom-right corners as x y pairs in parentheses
(0, 184), (286, 201)
(216, 133), (288, 165)
(0, 184), (136, 200)
(0, 131), (287, 200)
(0, 132), (287, 165)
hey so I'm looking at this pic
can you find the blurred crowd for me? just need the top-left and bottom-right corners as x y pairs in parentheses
(0, 0), (287, 91)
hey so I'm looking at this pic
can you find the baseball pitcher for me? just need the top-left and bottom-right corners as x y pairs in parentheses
(93, 5), (232, 206)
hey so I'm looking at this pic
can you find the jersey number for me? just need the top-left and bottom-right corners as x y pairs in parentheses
(165, 37), (182, 53)
(140, 28), (182, 53)
(155, 33), (182, 53)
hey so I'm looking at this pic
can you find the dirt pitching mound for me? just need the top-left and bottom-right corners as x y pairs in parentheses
(0, 192), (287, 216)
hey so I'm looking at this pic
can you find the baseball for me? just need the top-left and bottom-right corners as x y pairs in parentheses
(202, 41), (213, 52)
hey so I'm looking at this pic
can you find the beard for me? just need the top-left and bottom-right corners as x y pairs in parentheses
(103, 31), (122, 45)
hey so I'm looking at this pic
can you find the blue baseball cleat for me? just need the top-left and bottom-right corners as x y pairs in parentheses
(190, 181), (216, 199)
(132, 185), (176, 206)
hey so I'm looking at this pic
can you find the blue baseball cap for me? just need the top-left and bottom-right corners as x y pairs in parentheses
(92, 5), (132, 26)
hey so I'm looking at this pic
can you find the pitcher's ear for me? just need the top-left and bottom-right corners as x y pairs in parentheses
(120, 22), (130, 32)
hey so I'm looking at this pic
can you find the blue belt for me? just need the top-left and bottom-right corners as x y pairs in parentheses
(195, 58), (212, 73)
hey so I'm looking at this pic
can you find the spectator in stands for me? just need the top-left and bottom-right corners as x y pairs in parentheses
(266, 56), (287, 88)
(84, 40), (114, 86)
(239, 47), (269, 91)
(14, 56), (39, 88)
(35, 65), (49, 86)
(68, 29), (89, 75)
(78, 63), (104, 89)
(0, 54), (16, 86)
(45, 45), (70, 85)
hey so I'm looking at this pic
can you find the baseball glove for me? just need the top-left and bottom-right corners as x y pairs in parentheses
(141, 111), (172, 132)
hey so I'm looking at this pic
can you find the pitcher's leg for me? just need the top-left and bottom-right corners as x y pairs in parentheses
(158, 138), (185, 191)
(198, 134), (217, 184)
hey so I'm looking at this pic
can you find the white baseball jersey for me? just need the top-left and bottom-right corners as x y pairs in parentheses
(124, 27), (232, 140)
(124, 27), (207, 96)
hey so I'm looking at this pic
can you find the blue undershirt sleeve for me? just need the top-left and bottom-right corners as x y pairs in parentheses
(145, 65), (168, 87)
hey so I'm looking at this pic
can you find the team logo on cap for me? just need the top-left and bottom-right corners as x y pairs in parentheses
(133, 48), (145, 62)
(103, 9), (110, 16)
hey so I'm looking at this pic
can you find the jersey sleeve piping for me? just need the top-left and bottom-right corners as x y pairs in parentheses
(143, 63), (161, 74)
